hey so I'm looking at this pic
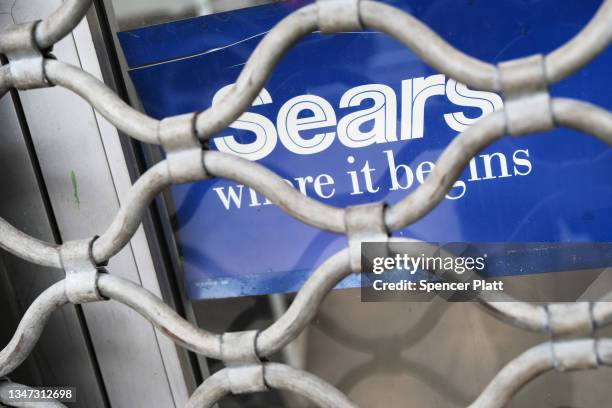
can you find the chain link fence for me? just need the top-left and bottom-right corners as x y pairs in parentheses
(0, 0), (611, 406)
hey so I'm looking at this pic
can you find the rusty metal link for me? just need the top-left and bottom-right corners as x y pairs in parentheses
(0, 0), (611, 406)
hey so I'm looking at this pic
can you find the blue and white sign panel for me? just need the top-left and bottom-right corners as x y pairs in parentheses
(119, 0), (612, 299)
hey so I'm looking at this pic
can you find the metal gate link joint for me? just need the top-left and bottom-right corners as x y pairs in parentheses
(221, 330), (268, 394)
(546, 302), (594, 339)
(60, 237), (105, 304)
(0, 0), (611, 404)
(317, 0), (363, 33)
(221, 330), (261, 363)
(345, 202), (389, 273)
(158, 113), (209, 183)
(226, 365), (268, 394)
(498, 54), (554, 136)
(0, 21), (50, 90)
(551, 339), (599, 372)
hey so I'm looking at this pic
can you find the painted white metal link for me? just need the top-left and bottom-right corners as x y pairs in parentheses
(317, 0), (363, 33)
(59, 238), (105, 304)
(345, 203), (388, 273)
(0, 21), (48, 90)
(0, 0), (611, 406)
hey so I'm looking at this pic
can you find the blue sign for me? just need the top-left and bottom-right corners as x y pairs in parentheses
(119, 0), (612, 299)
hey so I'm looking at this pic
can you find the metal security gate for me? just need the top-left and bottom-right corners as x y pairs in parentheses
(0, 0), (198, 405)
(0, 0), (611, 407)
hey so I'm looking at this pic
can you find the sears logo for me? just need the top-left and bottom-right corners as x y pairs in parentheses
(211, 74), (503, 161)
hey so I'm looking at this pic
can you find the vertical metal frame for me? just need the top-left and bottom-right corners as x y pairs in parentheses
(0, 0), (200, 406)
(90, 0), (214, 385)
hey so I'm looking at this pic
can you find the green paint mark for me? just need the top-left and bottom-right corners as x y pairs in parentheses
(70, 170), (80, 207)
